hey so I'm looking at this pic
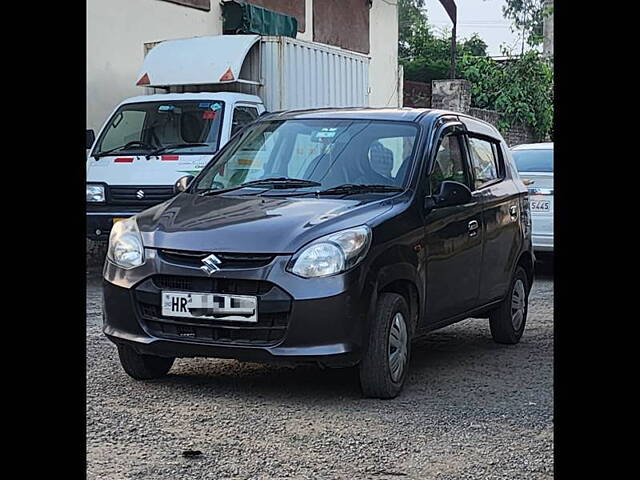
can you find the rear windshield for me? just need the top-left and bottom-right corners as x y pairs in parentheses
(512, 148), (553, 173)
(92, 100), (225, 156)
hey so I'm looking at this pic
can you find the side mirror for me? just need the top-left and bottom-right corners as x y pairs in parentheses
(427, 181), (473, 209)
(174, 175), (195, 194)
(86, 129), (96, 150)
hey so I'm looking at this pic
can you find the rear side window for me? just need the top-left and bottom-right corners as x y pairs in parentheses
(512, 149), (554, 173)
(468, 136), (501, 189)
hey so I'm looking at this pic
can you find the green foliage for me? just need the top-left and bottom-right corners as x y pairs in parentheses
(501, 0), (551, 49)
(458, 51), (553, 139)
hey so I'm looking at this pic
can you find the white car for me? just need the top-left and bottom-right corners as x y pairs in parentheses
(511, 142), (554, 256)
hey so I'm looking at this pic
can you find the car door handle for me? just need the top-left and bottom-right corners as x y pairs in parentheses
(468, 220), (479, 237)
(509, 205), (518, 218)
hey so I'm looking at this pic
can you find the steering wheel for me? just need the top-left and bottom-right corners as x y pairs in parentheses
(122, 140), (154, 149)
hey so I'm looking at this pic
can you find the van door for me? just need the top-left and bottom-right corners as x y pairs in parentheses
(423, 123), (484, 323)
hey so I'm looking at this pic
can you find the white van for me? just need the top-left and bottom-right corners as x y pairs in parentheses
(86, 34), (369, 241)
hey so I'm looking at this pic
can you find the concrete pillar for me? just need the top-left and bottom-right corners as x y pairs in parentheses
(431, 79), (471, 113)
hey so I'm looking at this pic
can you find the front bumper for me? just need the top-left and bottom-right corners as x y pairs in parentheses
(102, 249), (371, 367)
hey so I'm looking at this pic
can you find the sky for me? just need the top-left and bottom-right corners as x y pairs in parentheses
(424, 0), (524, 56)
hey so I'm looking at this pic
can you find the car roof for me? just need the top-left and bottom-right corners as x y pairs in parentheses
(511, 142), (554, 150)
(262, 107), (461, 123)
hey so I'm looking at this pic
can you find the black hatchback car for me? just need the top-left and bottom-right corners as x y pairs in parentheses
(103, 108), (534, 399)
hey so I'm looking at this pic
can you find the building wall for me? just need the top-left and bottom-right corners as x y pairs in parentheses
(87, 0), (223, 131)
(87, 0), (399, 131)
(368, 0), (400, 107)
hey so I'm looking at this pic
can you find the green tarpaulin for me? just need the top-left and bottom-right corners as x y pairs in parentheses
(222, 1), (298, 38)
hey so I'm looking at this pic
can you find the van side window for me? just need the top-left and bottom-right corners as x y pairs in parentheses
(231, 106), (259, 137)
(468, 136), (502, 189)
(429, 133), (469, 195)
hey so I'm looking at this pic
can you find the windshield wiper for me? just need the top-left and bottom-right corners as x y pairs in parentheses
(93, 140), (155, 158)
(148, 143), (209, 157)
(316, 184), (404, 196)
(200, 177), (321, 196)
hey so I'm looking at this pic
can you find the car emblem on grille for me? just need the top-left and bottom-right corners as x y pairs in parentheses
(200, 254), (222, 275)
(136, 189), (145, 199)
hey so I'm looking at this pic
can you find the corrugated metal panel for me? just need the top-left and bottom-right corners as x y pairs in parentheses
(259, 36), (369, 111)
(141, 35), (370, 111)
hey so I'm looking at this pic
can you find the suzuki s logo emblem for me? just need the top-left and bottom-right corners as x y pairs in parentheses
(136, 189), (145, 199)
(200, 254), (222, 275)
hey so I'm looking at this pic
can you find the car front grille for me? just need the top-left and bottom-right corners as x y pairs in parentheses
(108, 185), (174, 206)
(157, 250), (275, 270)
(152, 275), (273, 296)
(138, 303), (289, 346)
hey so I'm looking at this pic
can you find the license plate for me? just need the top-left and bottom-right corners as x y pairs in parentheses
(530, 200), (551, 212)
(112, 217), (128, 224)
(161, 291), (258, 322)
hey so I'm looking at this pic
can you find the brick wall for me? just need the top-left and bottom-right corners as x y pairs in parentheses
(468, 107), (538, 147)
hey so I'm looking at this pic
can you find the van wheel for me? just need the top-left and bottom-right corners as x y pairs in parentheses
(359, 293), (411, 399)
(117, 344), (175, 380)
(489, 266), (529, 344)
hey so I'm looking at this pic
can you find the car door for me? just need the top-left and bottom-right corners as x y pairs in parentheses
(466, 135), (523, 304)
(423, 122), (484, 323)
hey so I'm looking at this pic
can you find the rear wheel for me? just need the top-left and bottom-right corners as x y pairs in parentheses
(359, 293), (411, 399)
(489, 266), (529, 344)
(117, 344), (175, 380)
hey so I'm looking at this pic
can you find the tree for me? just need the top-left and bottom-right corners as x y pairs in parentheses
(501, 0), (552, 51)
(398, 0), (488, 82)
(458, 51), (553, 140)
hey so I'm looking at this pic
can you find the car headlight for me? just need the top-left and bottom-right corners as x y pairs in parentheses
(288, 226), (372, 278)
(86, 184), (105, 202)
(107, 217), (145, 269)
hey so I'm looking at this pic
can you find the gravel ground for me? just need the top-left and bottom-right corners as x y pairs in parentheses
(86, 263), (553, 480)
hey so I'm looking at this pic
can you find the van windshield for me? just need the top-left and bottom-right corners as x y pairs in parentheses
(194, 119), (419, 194)
(92, 100), (225, 156)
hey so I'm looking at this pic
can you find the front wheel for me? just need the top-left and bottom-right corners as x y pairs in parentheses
(117, 344), (175, 380)
(359, 293), (411, 399)
(489, 266), (529, 344)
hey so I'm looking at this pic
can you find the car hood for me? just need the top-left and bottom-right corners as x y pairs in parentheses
(136, 192), (393, 253)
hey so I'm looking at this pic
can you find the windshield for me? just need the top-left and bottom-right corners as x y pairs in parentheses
(92, 100), (225, 156)
(193, 119), (419, 194)
(512, 148), (553, 173)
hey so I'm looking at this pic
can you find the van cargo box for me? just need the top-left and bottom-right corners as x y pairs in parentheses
(138, 35), (370, 112)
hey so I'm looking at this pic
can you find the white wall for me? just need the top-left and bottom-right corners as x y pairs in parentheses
(86, 0), (399, 131)
(368, 0), (400, 107)
(87, 0), (223, 131)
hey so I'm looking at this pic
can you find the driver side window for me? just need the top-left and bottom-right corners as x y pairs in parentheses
(429, 133), (469, 195)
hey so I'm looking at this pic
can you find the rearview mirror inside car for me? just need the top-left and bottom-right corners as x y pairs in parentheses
(174, 175), (195, 195)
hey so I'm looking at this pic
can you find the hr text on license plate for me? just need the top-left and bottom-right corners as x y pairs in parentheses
(161, 291), (258, 322)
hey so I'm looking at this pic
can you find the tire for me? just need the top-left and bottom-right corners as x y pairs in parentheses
(359, 293), (411, 399)
(117, 344), (175, 380)
(489, 266), (529, 344)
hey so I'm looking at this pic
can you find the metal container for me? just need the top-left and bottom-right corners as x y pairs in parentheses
(142, 35), (370, 112)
